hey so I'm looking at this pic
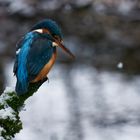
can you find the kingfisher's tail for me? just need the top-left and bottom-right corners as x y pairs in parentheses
(16, 79), (28, 95)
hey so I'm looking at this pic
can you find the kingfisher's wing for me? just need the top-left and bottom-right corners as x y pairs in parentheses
(27, 36), (54, 81)
(14, 32), (38, 94)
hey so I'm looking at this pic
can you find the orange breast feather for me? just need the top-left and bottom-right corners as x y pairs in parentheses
(31, 51), (57, 83)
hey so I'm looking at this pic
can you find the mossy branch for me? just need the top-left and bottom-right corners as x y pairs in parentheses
(0, 78), (47, 140)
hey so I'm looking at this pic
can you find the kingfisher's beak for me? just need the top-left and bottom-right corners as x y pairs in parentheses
(55, 39), (75, 59)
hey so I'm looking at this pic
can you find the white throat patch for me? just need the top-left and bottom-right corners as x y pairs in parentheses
(52, 42), (58, 47)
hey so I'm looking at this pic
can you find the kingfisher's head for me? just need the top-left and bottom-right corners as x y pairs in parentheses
(31, 19), (74, 58)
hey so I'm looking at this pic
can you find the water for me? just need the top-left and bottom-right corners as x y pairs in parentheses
(5, 62), (140, 140)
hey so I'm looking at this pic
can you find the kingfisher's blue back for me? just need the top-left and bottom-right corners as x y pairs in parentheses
(14, 32), (54, 95)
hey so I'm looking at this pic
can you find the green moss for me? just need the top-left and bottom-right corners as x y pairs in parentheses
(0, 92), (22, 140)
(0, 77), (48, 139)
(0, 118), (22, 140)
(5, 92), (23, 112)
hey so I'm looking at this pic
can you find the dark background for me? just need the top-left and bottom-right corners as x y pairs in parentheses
(0, 0), (140, 93)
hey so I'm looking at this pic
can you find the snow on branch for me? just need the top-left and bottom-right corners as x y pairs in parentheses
(0, 78), (47, 140)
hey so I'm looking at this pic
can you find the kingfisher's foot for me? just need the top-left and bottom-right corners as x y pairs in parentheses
(40, 76), (49, 83)
(46, 76), (49, 83)
(40, 77), (48, 83)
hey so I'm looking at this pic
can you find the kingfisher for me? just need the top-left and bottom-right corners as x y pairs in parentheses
(13, 19), (74, 95)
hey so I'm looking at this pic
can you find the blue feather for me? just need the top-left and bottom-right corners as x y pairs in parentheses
(16, 32), (37, 95)
(27, 34), (54, 81)
(31, 19), (63, 39)
(15, 32), (54, 95)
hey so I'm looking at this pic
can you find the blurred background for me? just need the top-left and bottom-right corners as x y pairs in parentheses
(0, 0), (140, 140)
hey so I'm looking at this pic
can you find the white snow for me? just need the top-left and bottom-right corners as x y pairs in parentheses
(0, 107), (16, 120)
(0, 136), (5, 140)
(4, 87), (15, 94)
(0, 86), (15, 106)
(0, 127), (4, 135)
(0, 77), (16, 124)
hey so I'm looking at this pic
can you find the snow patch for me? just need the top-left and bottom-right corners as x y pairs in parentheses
(0, 87), (15, 106)
(4, 87), (15, 94)
(0, 127), (4, 135)
(0, 107), (16, 120)
(0, 136), (5, 140)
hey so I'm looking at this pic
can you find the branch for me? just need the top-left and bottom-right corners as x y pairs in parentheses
(0, 78), (47, 140)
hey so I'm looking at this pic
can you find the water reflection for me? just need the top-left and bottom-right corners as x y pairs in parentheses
(3, 63), (139, 140)
(63, 65), (83, 140)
